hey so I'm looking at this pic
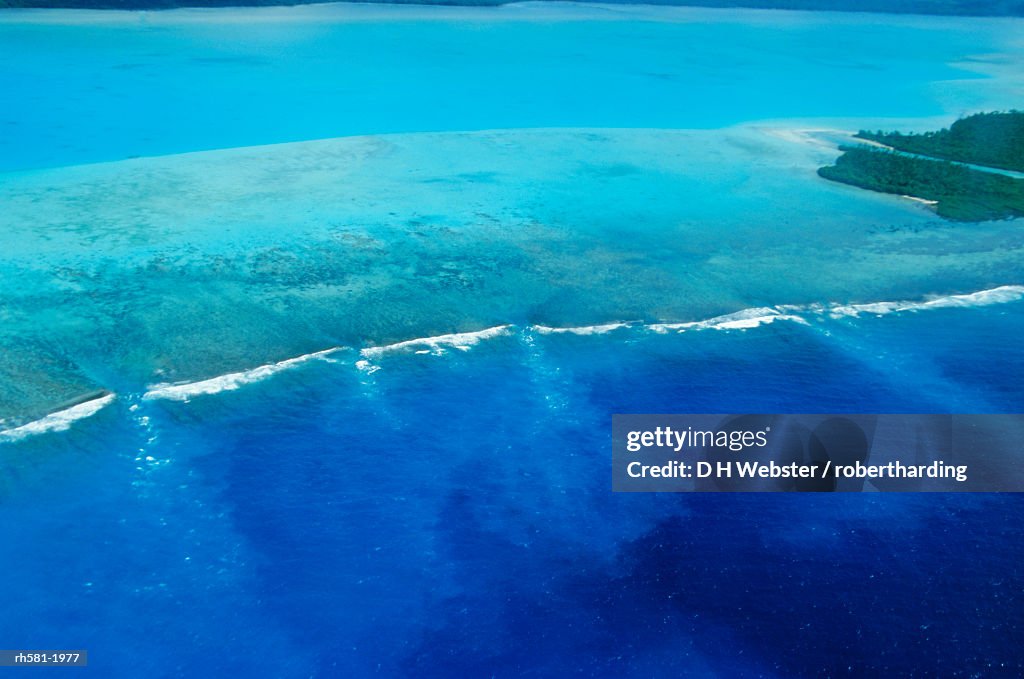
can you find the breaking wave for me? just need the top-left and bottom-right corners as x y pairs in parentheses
(4, 284), (1021, 440)
(356, 325), (514, 372)
(143, 347), (345, 402)
(0, 393), (117, 441)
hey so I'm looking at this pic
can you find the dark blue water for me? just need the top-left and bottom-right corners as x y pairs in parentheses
(1, 304), (1022, 676)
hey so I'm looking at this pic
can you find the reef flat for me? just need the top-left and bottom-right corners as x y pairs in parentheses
(3, 127), (1023, 425)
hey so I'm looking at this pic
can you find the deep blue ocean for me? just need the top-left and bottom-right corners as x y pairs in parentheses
(1, 3), (1024, 677)
(2, 304), (1023, 676)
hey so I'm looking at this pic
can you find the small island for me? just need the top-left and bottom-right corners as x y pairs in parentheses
(857, 110), (1024, 173)
(818, 111), (1024, 222)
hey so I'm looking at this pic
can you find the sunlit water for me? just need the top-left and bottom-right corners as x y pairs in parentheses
(1, 4), (1022, 677)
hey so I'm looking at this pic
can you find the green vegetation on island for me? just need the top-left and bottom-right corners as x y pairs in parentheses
(819, 147), (1024, 221)
(818, 112), (1024, 222)
(857, 111), (1024, 173)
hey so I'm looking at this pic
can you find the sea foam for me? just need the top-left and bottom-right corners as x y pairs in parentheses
(647, 285), (1024, 332)
(359, 325), (514, 362)
(148, 285), (1024, 391)
(828, 285), (1024, 318)
(648, 307), (809, 334)
(0, 393), (116, 442)
(10, 285), (1021, 438)
(530, 322), (630, 336)
(143, 347), (345, 401)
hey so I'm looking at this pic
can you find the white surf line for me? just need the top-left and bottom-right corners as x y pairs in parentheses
(143, 347), (346, 401)
(20, 285), (1017, 424)
(648, 307), (809, 334)
(356, 325), (515, 373)
(827, 285), (1024, 318)
(530, 322), (631, 336)
(0, 393), (117, 442)
(362, 284), (1022, 352)
(136, 284), (1024, 394)
(648, 285), (1024, 332)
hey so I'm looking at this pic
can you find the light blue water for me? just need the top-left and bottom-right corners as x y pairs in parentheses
(1, 4), (1023, 677)
(0, 4), (1019, 172)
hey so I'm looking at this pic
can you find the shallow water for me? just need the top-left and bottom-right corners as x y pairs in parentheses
(2, 3), (1023, 171)
(3, 127), (1024, 422)
(1, 4), (1023, 677)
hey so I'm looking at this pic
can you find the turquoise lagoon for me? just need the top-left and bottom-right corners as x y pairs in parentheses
(1, 4), (1024, 677)
(1, 3), (1024, 422)
(2, 2), (1022, 171)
